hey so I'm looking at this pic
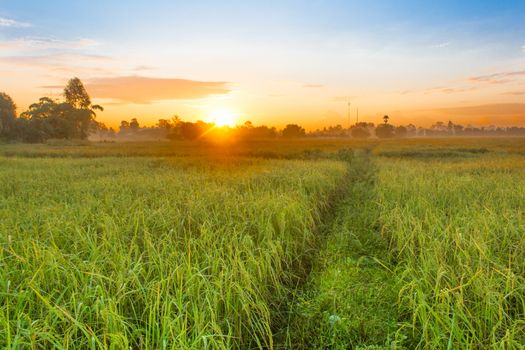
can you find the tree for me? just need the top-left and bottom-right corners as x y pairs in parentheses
(19, 97), (92, 141)
(0, 92), (17, 137)
(375, 123), (395, 138)
(129, 118), (140, 130)
(65, 77), (91, 109)
(395, 125), (408, 138)
(282, 124), (306, 138)
(383, 115), (390, 124)
(176, 121), (213, 140)
(350, 123), (371, 139)
(157, 119), (173, 130)
(64, 77), (103, 114)
(120, 120), (130, 132)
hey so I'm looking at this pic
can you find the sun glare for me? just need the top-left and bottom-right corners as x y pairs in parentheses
(207, 110), (238, 127)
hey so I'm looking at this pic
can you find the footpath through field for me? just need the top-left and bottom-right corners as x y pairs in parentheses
(279, 149), (399, 349)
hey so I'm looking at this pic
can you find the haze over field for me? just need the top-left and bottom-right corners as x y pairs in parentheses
(1, 1), (525, 128)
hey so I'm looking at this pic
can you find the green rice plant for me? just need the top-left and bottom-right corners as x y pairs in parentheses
(0, 156), (346, 349)
(284, 151), (400, 349)
(377, 154), (525, 349)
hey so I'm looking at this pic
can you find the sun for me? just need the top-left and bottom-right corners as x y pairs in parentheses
(207, 110), (238, 127)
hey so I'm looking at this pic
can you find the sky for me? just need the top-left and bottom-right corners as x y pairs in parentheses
(1, 0), (525, 129)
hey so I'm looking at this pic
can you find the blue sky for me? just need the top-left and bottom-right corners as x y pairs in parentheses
(1, 0), (525, 127)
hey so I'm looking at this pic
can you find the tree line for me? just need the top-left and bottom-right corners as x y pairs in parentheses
(3, 79), (525, 143)
(313, 115), (525, 138)
(92, 118), (307, 141)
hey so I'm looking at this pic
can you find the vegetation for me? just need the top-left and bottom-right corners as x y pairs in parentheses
(378, 151), (525, 348)
(4, 83), (525, 143)
(0, 153), (346, 349)
(0, 78), (103, 143)
(1, 138), (525, 349)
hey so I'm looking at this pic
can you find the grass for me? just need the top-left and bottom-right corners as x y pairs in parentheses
(377, 153), (525, 348)
(1, 138), (525, 349)
(283, 150), (399, 349)
(0, 155), (346, 348)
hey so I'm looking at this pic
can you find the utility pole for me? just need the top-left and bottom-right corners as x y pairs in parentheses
(356, 108), (359, 124)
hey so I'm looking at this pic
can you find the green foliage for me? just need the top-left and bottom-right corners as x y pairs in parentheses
(378, 152), (525, 348)
(0, 78), (103, 143)
(285, 151), (400, 349)
(19, 97), (96, 142)
(0, 92), (17, 138)
(0, 155), (346, 349)
(1, 138), (525, 349)
(64, 77), (92, 109)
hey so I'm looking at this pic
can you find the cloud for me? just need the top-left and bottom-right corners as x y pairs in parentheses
(522, 45), (525, 53)
(0, 17), (31, 28)
(0, 37), (99, 50)
(501, 91), (525, 96)
(85, 76), (231, 103)
(468, 70), (525, 85)
(303, 84), (323, 88)
(0, 53), (114, 78)
(402, 86), (476, 95)
(133, 65), (156, 71)
(332, 96), (354, 102)
(431, 103), (525, 116)
(430, 41), (450, 48)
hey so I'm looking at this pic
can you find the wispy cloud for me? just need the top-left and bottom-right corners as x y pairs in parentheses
(303, 84), (323, 88)
(431, 103), (525, 116)
(331, 96), (355, 102)
(402, 86), (476, 95)
(430, 41), (450, 48)
(0, 17), (31, 28)
(85, 76), (231, 104)
(502, 91), (525, 96)
(468, 70), (525, 84)
(133, 65), (156, 71)
(0, 37), (100, 50)
(0, 53), (114, 77)
(522, 44), (525, 53)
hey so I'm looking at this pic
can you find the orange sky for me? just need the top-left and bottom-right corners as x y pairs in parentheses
(1, 1), (525, 129)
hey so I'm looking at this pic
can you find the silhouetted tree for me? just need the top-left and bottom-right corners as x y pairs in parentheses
(129, 118), (140, 130)
(395, 125), (407, 138)
(350, 123), (371, 139)
(64, 77), (102, 112)
(383, 115), (390, 124)
(376, 123), (395, 138)
(0, 92), (17, 138)
(177, 121), (213, 140)
(282, 124), (306, 138)
(157, 119), (173, 130)
(120, 120), (130, 132)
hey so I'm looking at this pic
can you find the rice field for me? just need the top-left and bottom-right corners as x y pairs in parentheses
(1, 138), (525, 349)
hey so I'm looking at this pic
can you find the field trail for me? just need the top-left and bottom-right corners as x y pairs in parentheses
(280, 150), (399, 348)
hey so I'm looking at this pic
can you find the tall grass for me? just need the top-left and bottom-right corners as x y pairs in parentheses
(0, 156), (346, 349)
(284, 151), (399, 349)
(378, 154), (525, 348)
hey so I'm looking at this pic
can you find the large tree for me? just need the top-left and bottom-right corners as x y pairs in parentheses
(64, 77), (103, 112)
(0, 92), (17, 137)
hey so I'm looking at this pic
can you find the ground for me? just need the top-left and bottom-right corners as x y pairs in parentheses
(1, 137), (525, 349)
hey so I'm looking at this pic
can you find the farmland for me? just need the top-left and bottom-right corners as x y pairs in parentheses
(1, 138), (525, 349)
